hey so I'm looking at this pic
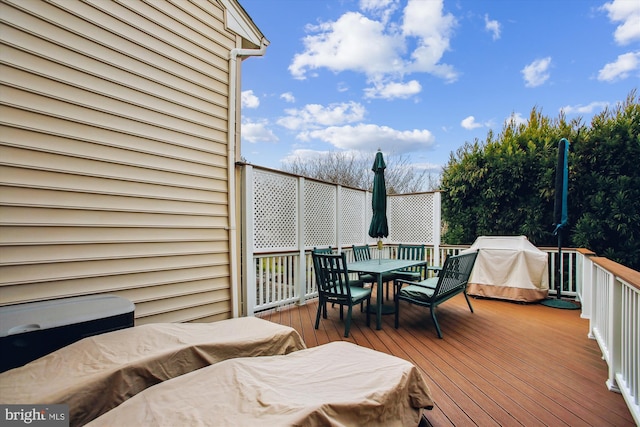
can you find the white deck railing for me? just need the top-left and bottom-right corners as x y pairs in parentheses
(582, 255), (640, 425)
(248, 245), (580, 314)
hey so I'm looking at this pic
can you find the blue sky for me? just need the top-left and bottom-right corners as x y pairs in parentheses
(238, 0), (639, 175)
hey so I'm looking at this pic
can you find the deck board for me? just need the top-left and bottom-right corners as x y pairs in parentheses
(256, 292), (635, 426)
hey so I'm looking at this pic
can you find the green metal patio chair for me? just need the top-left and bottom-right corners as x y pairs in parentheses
(393, 244), (427, 289)
(313, 247), (361, 311)
(312, 247), (334, 254)
(312, 252), (371, 337)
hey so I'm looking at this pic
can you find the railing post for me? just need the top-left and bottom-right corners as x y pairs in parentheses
(364, 190), (370, 246)
(242, 165), (256, 316)
(433, 191), (441, 267)
(577, 249), (595, 321)
(297, 177), (306, 306)
(607, 275), (622, 392)
(336, 185), (342, 251)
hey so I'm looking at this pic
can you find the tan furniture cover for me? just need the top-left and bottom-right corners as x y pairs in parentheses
(461, 236), (549, 302)
(87, 341), (434, 427)
(0, 317), (306, 427)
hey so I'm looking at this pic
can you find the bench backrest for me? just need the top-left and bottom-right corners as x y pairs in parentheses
(433, 251), (478, 299)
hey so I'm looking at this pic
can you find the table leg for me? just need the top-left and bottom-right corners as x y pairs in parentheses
(377, 272), (383, 329)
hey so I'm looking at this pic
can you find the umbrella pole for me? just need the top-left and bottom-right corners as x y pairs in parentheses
(542, 229), (577, 309)
(556, 229), (562, 299)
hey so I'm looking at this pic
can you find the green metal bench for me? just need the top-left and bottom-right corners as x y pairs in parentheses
(394, 251), (478, 338)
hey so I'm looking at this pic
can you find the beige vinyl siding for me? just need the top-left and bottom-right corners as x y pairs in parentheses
(0, 0), (244, 323)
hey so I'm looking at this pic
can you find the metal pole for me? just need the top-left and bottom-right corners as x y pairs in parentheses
(556, 230), (563, 299)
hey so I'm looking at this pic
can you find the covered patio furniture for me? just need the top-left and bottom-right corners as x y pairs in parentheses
(461, 236), (549, 302)
(394, 251), (478, 338)
(312, 252), (371, 337)
(86, 341), (434, 427)
(0, 317), (306, 427)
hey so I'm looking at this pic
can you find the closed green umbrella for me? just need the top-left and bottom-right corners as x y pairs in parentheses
(542, 138), (578, 309)
(368, 150), (389, 261)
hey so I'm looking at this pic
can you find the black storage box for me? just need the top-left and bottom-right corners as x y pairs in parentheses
(0, 294), (134, 372)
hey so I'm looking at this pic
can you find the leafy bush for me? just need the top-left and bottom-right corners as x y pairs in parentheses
(441, 90), (639, 270)
(571, 92), (640, 270)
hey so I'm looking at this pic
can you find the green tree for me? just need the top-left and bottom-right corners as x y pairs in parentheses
(571, 92), (640, 270)
(441, 90), (640, 270)
(441, 107), (582, 246)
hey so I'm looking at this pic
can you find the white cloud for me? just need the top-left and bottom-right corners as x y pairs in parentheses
(241, 119), (278, 143)
(364, 79), (422, 99)
(560, 101), (609, 115)
(298, 123), (435, 153)
(289, 0), (457, 88)
(460, 116), (483, 130)
(401, 0), (458, 81)
(289, 12), (405, 80)
(359, 0), (398, 11)
(601, 0), (640, 45)
(505, 112), (527, 127)
(241, 90), (260, 108)
(277, 102), (367, 131)
(522, 57), (552, 87)
(484, 14), (501, 40)
(597, 51), (640, 81)
(359, 0), (399, 24)
(280, 92), (295, 103)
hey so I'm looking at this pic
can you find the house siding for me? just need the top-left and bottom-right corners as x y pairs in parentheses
(0, 0), (256, 324)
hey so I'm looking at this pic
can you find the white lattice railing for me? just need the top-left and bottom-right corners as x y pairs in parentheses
(248, 245), (581, 314)
(242, 165), (441, 253)
(242, 164), (441, 313)
(584, 256), (640, 425)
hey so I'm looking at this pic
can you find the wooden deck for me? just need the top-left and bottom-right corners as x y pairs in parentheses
(256, 292), (635, 426)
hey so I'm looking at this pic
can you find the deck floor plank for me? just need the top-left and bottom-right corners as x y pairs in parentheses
(256, 292), (635, 426)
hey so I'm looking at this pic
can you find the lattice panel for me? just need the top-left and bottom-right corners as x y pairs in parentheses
(340, 188), (367, 245)
(365, 191), (375, 244)
(304, 180), (336, 247)
(253, 170), (298, 250)
(389, 193), (435, 243)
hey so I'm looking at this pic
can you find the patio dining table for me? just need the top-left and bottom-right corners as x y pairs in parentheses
(348, 258), (427, 330)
